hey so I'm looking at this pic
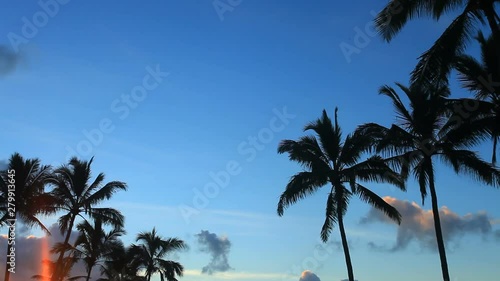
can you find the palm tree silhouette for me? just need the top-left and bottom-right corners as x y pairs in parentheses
(48, 157), (127, 281)
(374, 0), (500, 88)
(0, 153), (56, 281)
(129, 228), (187, 281)
(357, 83), (500, 281)
(453, 31), (500, 164)
(276, 108), (405, 281)
(97, 244), (146, 281)
(73, 218), (125, 281)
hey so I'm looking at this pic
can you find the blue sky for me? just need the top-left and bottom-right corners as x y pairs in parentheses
(1, 0), (499, 280)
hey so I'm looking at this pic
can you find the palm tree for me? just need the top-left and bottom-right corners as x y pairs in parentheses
(276, 108), (405, 281)
(72, 218), (125, 281)
(374, 0), (500, 88)
(0, 153), (56, 281)
(453, 31), (500, 164)
(357, 83), (500, 281)
(129, 228), (187, 281)
(48, 157), (127, 281)
(98, 244), (146, 281)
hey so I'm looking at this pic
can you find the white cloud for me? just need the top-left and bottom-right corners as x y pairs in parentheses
(299, 270), (320, 281)
(361, 196), (495, 251)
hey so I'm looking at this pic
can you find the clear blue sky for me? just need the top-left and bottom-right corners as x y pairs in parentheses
(1, 1), (499, 280)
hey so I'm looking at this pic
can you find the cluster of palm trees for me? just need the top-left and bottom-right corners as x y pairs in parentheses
(276, 1), (500, 281)
(0, 154), (186, 281)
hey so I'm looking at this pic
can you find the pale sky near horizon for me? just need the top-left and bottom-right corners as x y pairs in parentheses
(1, 1), (499, 281)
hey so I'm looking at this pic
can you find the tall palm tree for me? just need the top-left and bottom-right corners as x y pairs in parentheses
(73, 218), (125, 281)
(98, 244), (146, 281)
(48, 157), (127, 281)
(276, 108), (405, 281)
(129, 228), (187, 281)
(357, 83), (500, 281)
(453, 31), (500, 164)
(0, 153), (56, 281)
(374, 0), (500, 88)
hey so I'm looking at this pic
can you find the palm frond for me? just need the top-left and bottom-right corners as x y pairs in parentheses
(440, 149), (500, 186)
(303, 109), (343, 163)
(277, 172), (327, 216)
(411, 7), (477, 89)
(354, 183), (402, 224)
(320, 192), (338, 242)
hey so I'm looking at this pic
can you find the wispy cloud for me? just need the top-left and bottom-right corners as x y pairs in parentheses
(184, 269), (294, 280)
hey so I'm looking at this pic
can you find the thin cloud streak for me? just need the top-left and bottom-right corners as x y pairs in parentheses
(184, 269), (295, 280)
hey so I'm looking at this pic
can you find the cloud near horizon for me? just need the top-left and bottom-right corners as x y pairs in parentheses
(196, 230), (233, 274)
(299, 270), (320, 281)
(361, 197), (495, 251)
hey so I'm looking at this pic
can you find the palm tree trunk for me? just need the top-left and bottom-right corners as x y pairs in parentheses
(492, 136), (498, 165)
(338, 214), (355, 281)
(53, 214), (77, 281)
(85, 266), (93, 281)
(428, 168), (450, 281)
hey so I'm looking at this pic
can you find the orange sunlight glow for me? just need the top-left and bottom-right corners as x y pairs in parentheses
(41, 237), (51, 281)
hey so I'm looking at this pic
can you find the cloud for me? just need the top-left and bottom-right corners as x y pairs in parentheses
(0, 223), (100, 281)
(184, 269), (291, 280)
(196, 230), (233, 274)
(0, 46), (21, 76)
(495, 230), (500, 241)
(299, 270), (320, 281)
(361, 197), (494, 251)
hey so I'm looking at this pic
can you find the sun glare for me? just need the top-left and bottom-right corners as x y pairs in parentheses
(41, 237), (51, 281)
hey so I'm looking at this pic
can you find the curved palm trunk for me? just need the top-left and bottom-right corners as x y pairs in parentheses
(53, 214), (77, 281)
(85, 265), (93, 281)
(428, 168), (450, 281)
(338, 214), (354, 281)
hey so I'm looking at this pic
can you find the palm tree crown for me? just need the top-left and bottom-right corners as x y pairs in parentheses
(0, 153), (56, 281)
(48, 156), (127, 281)
(277, 108), (405, 281)
(356, 83), (500, 281)
(454, 31), (500, 163)
(130, 228), (187, 281)
(73, 218), (126, 281)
